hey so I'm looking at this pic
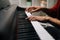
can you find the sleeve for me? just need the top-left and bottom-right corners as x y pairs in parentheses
(40, 0), (59, 18)
(40, 8), (57, 18)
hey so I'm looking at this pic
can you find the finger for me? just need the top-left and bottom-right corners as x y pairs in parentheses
(25, 17), (28, 19)
(25, 8), (30, 12)
(30, 8), (39, 13)
(25, 7), (33, 11)
(31, 17), (37, 21)
(25, 7), (36, 12)
(29, 17), (33, 20)
(30, 9), (36, 13)
(28, 16), (36, 21)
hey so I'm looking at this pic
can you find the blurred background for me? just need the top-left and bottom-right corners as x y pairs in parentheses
(0, 0), (57, 9)
(10, 0), (57, 8)
(0, 0), (58, 40)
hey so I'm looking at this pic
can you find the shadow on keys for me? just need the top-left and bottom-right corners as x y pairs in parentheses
(30, 10), (60, 40)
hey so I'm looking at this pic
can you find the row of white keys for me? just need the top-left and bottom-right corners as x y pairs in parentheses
(25, 11), (55, 40)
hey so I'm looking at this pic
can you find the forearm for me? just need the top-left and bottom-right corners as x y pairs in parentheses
(49, 17), (60, 25)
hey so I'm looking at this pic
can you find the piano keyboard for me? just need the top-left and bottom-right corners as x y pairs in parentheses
(25, 11), (55, 40)
(16, 11), (40, 40)
(16, 8), (55, 40)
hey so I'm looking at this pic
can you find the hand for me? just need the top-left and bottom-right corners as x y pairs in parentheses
(25, 6), (42, 13)
(27, 16), (50, 21)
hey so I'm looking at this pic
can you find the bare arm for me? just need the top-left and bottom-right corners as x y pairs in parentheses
(49, 17), (60, 26)
(28, 16), (60, 26)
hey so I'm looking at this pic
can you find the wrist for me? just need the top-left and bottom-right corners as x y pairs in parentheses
(45, 16), (51, 21)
